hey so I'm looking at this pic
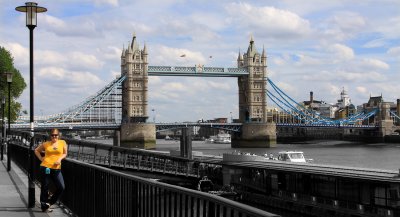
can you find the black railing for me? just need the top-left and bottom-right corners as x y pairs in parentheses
(8, 131), (279, 217)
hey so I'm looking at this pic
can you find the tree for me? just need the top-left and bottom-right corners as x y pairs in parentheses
(0, 46), (27, 123)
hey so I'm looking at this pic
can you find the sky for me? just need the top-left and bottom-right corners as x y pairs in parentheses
(0, 0), (399, 123)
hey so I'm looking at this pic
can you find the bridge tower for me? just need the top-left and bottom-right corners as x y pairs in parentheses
(119, 33), (156, 149)
(378, 102), (394, 138)
(232, 37), (276, 147)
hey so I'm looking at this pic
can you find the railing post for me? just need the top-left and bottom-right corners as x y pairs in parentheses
(108, 148), (112, 168)
(151, 156), (154, 172)
(163, 158), (166, 174)
(93, 145), (97, 164)
(123, 151), (127, 169)
(137, 154), (140, 170)
(77, 141), (82, 160)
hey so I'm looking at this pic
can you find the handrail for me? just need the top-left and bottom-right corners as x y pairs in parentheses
(9, 139), (279, 217)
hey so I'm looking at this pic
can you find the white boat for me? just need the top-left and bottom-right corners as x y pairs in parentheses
(222, 151), (311, 163)
(277, 151), (308, 163)
(165, 135), (173, 140)
(213, 133), (231, 144)
(204, 138), (214, 143)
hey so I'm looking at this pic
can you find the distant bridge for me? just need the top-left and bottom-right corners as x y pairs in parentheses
(11, 121), (378, 132)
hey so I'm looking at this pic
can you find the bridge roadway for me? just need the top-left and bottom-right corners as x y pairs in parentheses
(11, 122), (378, 132)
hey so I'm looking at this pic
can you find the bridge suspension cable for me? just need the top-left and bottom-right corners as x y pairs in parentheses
(266, 78), (377, 125)
(47, 75), (126, 124)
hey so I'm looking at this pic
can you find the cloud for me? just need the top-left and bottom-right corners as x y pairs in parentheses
(35, 50), (104, 70)
(94, 0), (119, 6)
(38, 67), (104, 87)
(330, 11), (366, 32)
(70, 52), (104, 69)
(225, 3), (312, 39)
(2, 42), (29, 66)
(356, 86), (368, 94)
(387, 46), (400, 55)
(327, 43), (354, 61)
(294, 54), (322, 66)
(361, 58), (389, 70)
(321, 11), (366, 41)
(151, 46), (206, 65)
(363, 38), (386, 48)
(42, 14), (102, 38)
(303, 70), (386, 82)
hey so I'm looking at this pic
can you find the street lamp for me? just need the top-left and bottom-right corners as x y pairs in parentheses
(0, 96), (4, 161)
(16, 2), (47, 208)
(5, 72), (13, 172)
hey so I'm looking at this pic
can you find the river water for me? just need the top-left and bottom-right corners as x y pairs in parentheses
(91, 139), (400, 171)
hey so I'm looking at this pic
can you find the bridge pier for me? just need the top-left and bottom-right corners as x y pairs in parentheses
(120, 123), (156, 149)
(231, 123), (276, 148)
(180, 128), (192, 159)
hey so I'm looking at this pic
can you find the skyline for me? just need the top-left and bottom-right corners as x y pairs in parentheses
(0, 0), (399, 122)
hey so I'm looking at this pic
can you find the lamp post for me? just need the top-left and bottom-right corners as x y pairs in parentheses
(0, 97), (4, 161)
(5, 72), (13, 172)
(16, 2), (47, 208)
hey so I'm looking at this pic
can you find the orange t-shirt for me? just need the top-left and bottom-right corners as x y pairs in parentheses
(40, 140), (67, 169)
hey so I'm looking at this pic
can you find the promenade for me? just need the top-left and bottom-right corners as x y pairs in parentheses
(0, 156), (69, 217)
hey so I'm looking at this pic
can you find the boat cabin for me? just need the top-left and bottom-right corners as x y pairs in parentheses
(277, 151), (306, 163)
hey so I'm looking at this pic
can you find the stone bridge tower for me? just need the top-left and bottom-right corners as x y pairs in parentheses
(232, 37), (276, 148)
(237, 36), (268, 123)
(121, 34), (149, 123)
(119, 34), (155, 149)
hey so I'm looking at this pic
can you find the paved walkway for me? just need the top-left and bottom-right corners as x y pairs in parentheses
(0, 155), (70, 217)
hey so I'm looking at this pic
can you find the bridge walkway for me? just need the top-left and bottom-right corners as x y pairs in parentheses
(0, 156), (69, 217)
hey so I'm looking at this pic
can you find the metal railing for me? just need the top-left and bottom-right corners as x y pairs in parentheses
(8, 131), (279, 217)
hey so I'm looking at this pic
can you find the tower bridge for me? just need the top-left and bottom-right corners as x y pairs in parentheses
(14, 34), (400, 148)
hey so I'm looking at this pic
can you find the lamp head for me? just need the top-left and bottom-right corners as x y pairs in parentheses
(5, 72), (13, 83)
(16, 2), (47, 27)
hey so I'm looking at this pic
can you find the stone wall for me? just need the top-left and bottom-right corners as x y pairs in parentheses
(120, 123), (156, 149)
(277, 126), (384, 143)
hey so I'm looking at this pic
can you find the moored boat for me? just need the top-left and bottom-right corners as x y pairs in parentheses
(223, 151), (312, 163)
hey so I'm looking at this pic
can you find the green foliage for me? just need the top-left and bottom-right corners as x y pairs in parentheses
(0, 46), (27, 122)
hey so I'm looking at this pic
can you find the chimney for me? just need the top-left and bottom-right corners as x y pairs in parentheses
(310, 91), (314, 104)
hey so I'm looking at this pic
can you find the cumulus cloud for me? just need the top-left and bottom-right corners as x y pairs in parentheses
(363, 38), (386, 48)
(70, 52), (104, 69)
(294, 54), (322, 66)
(361, 58), (389, 70)
(42, 14), (102, 38)
(2, 42), (29, 66)
(303, 70), (386, 82)
(225, 3), (312, 39)
(38, 67), (104, 87)
(356, 86), (368, 94)
(321, 11), (366, 41)
(387, 46), (400, 55)
(35, 50), (104, 70)
(151, 46), (206, 66)
(330, 11), (366, 32)
(327, 43), (354, 61)
(94, 0), (119, 6)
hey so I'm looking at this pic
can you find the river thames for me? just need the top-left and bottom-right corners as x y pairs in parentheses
(93, 139), (400, 171)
